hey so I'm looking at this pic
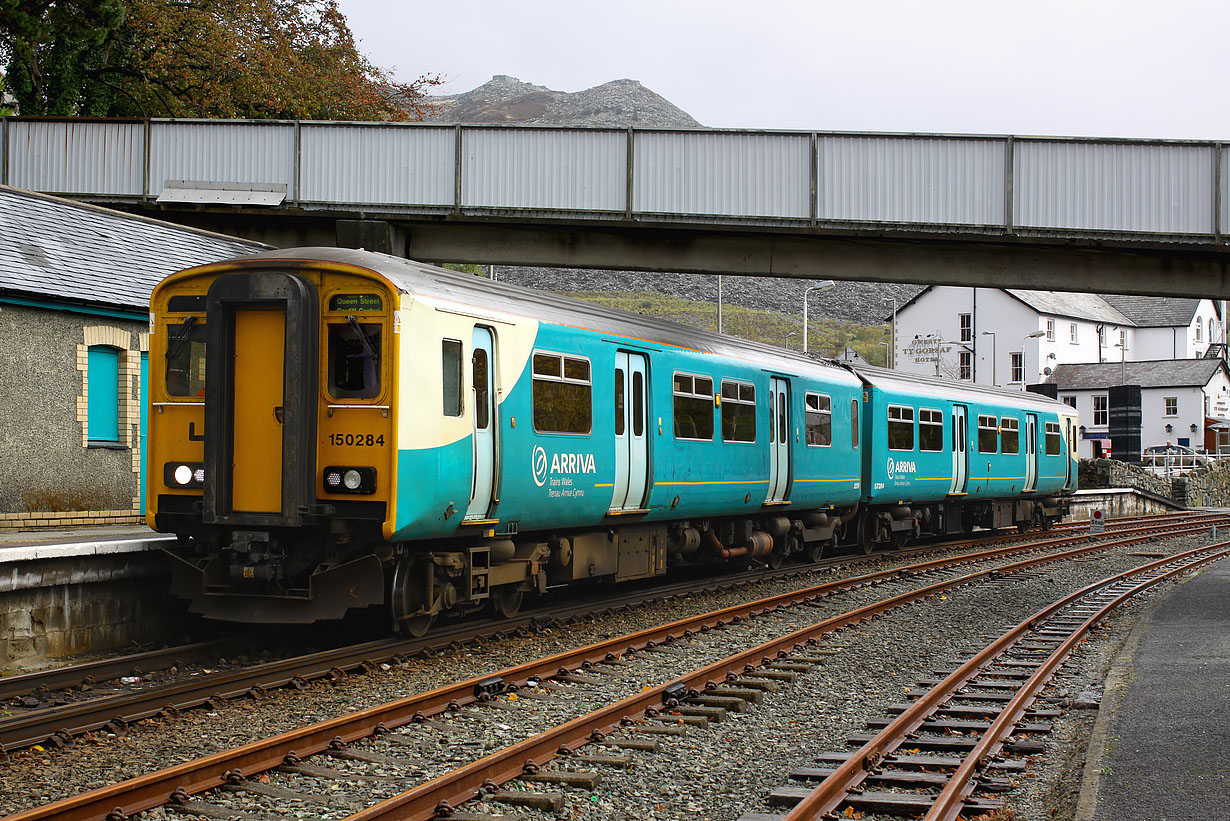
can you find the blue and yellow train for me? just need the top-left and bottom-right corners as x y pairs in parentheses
(147, 248), (1077, 634)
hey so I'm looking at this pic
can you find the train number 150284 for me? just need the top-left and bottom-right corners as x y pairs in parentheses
(328, 432), (385, 447)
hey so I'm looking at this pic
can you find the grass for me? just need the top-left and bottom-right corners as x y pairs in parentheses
(563, 290), (891, 366)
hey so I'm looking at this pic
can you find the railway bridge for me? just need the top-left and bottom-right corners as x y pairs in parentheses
(3, 117), (1228, 297)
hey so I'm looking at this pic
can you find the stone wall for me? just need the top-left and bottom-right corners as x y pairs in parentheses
(1079, 459), (1173, 499)
(1181, 462), (1230, 508)
(1079, 457), (1230, 508)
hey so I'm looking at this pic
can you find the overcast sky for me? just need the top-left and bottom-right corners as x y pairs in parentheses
(338, 0), (1228, 140)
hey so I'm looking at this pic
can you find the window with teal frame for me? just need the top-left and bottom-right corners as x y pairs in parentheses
(87, 345), (121, 444)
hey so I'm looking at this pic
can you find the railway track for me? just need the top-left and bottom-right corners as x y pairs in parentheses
(4, 514), (1220, 821)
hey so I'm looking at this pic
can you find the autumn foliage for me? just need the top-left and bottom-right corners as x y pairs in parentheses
(0, 0), (439, 119)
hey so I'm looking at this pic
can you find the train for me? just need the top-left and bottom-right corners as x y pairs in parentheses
(146, 248), (1077, 635)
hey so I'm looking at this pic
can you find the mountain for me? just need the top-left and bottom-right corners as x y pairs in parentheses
(423, 75), (916, 324)
(423, 75), (700, 128)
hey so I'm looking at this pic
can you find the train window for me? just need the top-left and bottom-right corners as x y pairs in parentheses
(614, 368), (625, 436)
(851, 399), (859, 449)
(633, 371), (645, 437)
(532, 352), (592, 434)
(805, 393), (831, 446)
(473, 348), (490, 430)
(977, 414), (998, 453)
(1001, 417), (1020, 454)
(721, 379), (756, 443)
(442, 340), (462, 416)
(673, 373), (714, 440)
(887, 405), (914, 450)
(328, 320), (381, 399)
(166, 319), (207, 397)
(919, 408), (943, 451)
(1045, 421), (1062, 455)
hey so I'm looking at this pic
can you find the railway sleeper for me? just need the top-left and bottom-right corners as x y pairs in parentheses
(789, 766), (1015, 792)
(765, 786), (1004, 814)
(813, 751), (1029, 772)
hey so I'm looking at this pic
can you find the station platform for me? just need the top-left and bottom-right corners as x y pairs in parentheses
(0, 524), (173, 559)
(1077, 555), (1230, 820)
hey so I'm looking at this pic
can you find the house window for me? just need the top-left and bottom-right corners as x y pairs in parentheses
(1046, 319), (1055, 341)
(1070, 323), (1078, 343)
(959, 313), (972, 343)
(1061, 395), (1077, 408)
(673, 372), (714, 440)
(1164, 396), (1178, 416)
(887, 405), (915, 450)
(1196, 319), (1203, 343)
(1097, 325), (1106, 346)
(1010, 352), (1023, 383)
(919, 408), (943, 451)
(87, 345), (122, 444)
(959, 350), (971, 380)
(532, 352), (592, 434)
(1210, 319), (1216, 344)
(1118, 329), (1126, 352)
(805, 392), (832, 446)
(1093, 394), (1108, 426)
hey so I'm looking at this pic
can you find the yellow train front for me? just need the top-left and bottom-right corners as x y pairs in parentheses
(148, 251), (400, 624)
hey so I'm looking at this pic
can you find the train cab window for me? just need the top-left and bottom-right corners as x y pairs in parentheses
(673, 373), (714, 440)
(805, 392), (831, 446)
(919, 408), (944, 451)
(442, 340), (463, 416)
(851, 399), (859, 449)
(532, 352), (591, 434)
(165, 319), (207, 397)
(721, 379), (757, 443)
(1045, 421), (1063, 455)
(977, 414), (998, 453)
(1001, 417), (1020, 454)
(328, 319), (381, 399)
(887, 405), (914, 450)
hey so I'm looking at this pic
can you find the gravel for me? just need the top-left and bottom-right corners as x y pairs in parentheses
(0, 534), (1207, 820)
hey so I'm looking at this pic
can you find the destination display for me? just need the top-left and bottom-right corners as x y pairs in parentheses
(329, 293), (383, 312)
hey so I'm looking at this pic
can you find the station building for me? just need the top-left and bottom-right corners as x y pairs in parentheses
(0, 186), (264, 530)
(892, 285), (1227, 457)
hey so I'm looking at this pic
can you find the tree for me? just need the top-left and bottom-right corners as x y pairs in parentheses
(0, 72), (14, 114)
(1, 0), (438, 119)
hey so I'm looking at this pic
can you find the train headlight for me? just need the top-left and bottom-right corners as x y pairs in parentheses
(163, 462), (205, 489)
(323, 466), (376, 494)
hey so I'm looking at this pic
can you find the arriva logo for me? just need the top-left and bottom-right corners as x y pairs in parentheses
(886, 457), (917, 480)
(532, 446), (598, 487)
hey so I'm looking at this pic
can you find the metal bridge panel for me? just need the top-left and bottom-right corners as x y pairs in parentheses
(1222, 146), (1229, 236)
(7, 120), (143, 195)
(462, 128), (625, 211)
(1015, 140), (1214, 235)
(148, 121), (295, 200)
(816, 135), (1006, 226)
(300, 124), (454, 206)
(633, 131), (810, 219)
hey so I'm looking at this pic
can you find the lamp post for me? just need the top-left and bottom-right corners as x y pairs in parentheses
(981, 330), (996, 386)
(802, 280), (836, 354)
(1021, 329), (1045, 388)
(784, 331), (796, 350)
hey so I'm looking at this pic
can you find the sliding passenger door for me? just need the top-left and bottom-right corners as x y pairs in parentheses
(465, 327), (496, 521)
(1025, 413), (1039, 492)
(950, 404), (968, 494)
(611, 352), (650, 511)
(767, 377), (791, 503)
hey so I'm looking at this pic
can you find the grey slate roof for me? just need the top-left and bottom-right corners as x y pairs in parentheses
(1100, 293), (1204, 326)
(1048, 359), (1228, 390)
(0, 186), (266, 312)
(1005, 290), (1133, 325)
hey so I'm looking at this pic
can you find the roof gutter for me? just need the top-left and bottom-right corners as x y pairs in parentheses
(0, 293), (146, 322)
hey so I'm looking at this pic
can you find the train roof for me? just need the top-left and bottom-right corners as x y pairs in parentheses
(224, 247), (865, 385)
(849, 362), (1072, 412)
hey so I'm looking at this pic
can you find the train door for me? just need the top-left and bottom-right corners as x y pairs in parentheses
(1025, 414), (1039, 492)
(950, 404), (968, 494)
(232, 309), (285, 513)
(767, 377), (791, 502)
(1065, 418), (1076, 488)
(139, 352), (148, 516)
(611, 352), (650, 511)
(465, 327), (496, 521)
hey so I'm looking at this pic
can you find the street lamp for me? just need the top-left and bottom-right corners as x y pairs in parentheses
(784, 331), (796, 350)
(1021, 329), (1046, 388)
(802, 280), (836, 354)
(981, 331), (996, 386)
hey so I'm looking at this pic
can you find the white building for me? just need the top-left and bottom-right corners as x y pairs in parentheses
(892, 286), (1227, 457)
(1045, 359), (1230, 458)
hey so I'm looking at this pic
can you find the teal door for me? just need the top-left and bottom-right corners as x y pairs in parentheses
(611, 352), (649, 511)
(465, 327), (496, 521)
(139, 352), (148, 516)
(767, 377), (791, 502)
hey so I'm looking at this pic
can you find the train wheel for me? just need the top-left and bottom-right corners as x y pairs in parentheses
(489, 586), (524, 620)
(857, 515), (876, 555)
(892, 530), (910, 549)
(391, 554), (435, 638)
(807, 541), (826, 562)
